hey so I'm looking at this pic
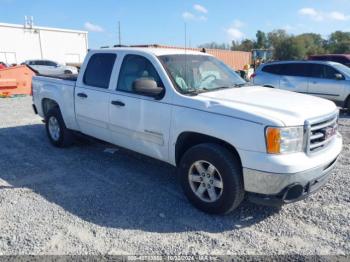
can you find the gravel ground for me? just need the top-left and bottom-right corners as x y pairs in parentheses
(0, 96), (349, 256)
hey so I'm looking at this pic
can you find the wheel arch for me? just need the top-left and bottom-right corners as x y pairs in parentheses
(41, 98), (60, 117)
(344, 93), (350, 109)
(175, 132), (242, 167)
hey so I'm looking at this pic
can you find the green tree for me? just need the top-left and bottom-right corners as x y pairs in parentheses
(255, 30), (268, 49)
(267, 29), (288, 48)
(274, 36), (304, 60)
(198, 42), (230, 50)
(231, 39), (255, 52)
(295, 33), (325, 57)
(326, 31), (350, 53)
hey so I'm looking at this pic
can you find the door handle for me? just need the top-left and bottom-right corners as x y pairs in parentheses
(111, 100), (125, 107)
(77, 93), (88, 98)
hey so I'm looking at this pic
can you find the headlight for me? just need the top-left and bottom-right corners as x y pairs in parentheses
(265, 126), (304, 154)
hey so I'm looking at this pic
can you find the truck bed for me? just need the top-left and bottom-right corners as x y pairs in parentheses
(37, 74), (78, 81)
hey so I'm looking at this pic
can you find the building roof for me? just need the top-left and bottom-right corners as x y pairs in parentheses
(0, 22), (88, 34)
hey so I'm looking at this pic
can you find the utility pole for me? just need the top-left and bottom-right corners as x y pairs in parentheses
(184, 22), (187, 49)
(118, 21), (121, 46)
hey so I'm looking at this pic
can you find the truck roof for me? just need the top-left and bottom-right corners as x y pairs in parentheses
(93, 47), (211, 57)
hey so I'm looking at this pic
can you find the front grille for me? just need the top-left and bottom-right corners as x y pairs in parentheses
(305, 112), (338, 154)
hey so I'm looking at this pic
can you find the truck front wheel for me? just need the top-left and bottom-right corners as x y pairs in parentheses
(178, 143), (244, 214)
(45, 107), (73, 147)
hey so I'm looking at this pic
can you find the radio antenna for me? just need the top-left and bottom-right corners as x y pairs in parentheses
(118, 21), (121, 45)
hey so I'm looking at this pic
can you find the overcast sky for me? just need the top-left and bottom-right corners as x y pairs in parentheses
(1, 0), (350, 48)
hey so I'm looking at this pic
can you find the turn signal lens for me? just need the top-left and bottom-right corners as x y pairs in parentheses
(266, 127), (281, 154)
(265, 126), (304, 154)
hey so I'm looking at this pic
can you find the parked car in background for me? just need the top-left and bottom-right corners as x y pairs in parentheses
(309, 54), (350, 67)
(31, 47), (342, 214)
(22, 60), (78, 75)
(252, 60), (350, 111)
(0, 61), (8, 70)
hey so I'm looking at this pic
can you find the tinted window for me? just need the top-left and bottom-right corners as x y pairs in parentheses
(83, 53), (116, 88)
(117, 55), (163, 93)
(280, 63), (310, 77)
(310, 64), (340, 79)
(46, 61), (57, 67)
(261, 64), (281, 75)
(34, 61), (46, 66)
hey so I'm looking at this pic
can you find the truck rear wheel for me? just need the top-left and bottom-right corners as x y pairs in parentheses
(178, 143), (244, 214)
(45, 107), (73, 147)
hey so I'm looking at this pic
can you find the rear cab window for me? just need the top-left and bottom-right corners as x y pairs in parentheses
(83, 53), (117, 88)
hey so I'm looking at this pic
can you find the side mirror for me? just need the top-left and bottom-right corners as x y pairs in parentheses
(335, 73), (344, 80)
(132, 79), (164, 98)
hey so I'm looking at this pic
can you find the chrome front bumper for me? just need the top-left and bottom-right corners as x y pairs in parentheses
(243, 155), (339, 196)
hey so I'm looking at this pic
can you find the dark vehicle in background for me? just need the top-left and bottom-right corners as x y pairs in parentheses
(309, 54), (350, 67)
(252, 60), (350, 111)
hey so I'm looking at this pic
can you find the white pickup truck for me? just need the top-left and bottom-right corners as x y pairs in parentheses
(32, 47), (343, 214)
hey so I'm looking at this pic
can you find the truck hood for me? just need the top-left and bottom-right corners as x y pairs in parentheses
(197, 86), (337, 126)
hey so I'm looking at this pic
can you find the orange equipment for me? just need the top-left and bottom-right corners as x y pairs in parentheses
(0, 65), (36, 97)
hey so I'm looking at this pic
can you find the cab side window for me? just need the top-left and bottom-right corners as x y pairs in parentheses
(117, 55), (163, 93)
(83, 53), (117, 89)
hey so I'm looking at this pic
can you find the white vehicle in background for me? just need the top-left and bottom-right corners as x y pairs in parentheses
(22, 60), (78, 75)
(32, 47), (342, 214)
(252, 60), (350, 111)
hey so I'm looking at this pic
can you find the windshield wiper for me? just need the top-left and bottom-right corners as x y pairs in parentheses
(202, 85), (238, 92)
(183, 88), (206, 95)
(184, 83), (247, 95)
(233, 83), (248, 87)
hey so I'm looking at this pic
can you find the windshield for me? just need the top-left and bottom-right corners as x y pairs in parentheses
(332, 63), (350, 77)
(158, 55), (246, 94)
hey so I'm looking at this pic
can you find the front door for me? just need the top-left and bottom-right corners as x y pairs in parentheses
(109, 54), (171, 161)
(308, 63), (345, 103)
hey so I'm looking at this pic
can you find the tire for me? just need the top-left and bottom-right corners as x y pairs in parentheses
(178, 143), (245, 214)
(45, 107), (73, 147)
(64, 70), (72, 75)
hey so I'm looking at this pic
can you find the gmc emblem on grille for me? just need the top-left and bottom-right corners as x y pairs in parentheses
(324, 126), (337, 140)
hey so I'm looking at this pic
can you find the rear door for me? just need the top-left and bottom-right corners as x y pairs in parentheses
(254, 64), (281, 88)
(308, 63), (345, 103)
(75, 53), (117, 142)
(108, 54), (172, 161)
(279, 63), (309, 93)
(30, 61), (49, 74)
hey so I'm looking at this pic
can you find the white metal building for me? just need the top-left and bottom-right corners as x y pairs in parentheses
(0, 21), (88, 65)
